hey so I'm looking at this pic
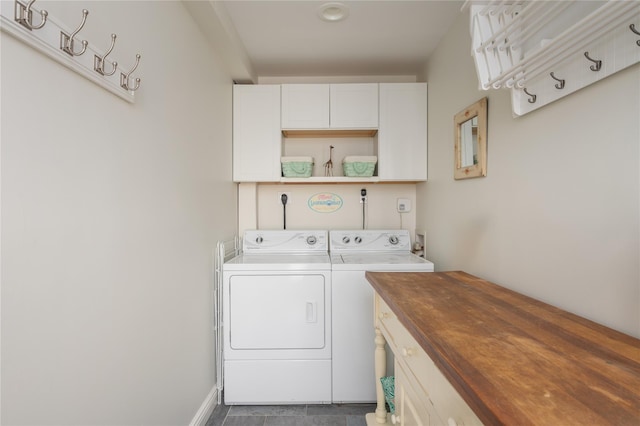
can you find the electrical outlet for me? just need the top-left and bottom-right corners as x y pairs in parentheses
(278, 192), (291, 205)
(360, 188), (367, 204)
(397, 198), (411, 213)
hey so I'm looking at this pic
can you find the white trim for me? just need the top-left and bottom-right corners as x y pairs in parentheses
(189, 386), (218, 426)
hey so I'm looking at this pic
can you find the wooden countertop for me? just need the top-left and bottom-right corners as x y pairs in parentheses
(365, 271), (640, 426)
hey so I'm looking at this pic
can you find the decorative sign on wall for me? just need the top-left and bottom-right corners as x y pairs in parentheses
(308, 193), (343, 213)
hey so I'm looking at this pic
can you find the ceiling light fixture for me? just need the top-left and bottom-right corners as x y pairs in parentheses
(317, 2), (349, 22)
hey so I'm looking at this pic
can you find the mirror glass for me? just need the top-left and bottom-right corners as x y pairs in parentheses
(454, 97), (487, 180)
(459, 116), (478, 168)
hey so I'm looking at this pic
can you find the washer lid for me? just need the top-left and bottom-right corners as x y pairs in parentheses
(331, 252), (434, 271)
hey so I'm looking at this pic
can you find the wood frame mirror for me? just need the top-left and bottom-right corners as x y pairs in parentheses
(454, 97), (487, 180)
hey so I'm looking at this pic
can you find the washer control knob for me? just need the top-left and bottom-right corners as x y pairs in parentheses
(389, 235), (399, 245)
(342, 236), (351, 244)
(255, 236), (263, 244)
(354, 236), (362, 244)
(306, 236), (317, 245)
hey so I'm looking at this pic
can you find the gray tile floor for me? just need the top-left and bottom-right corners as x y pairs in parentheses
(205, 402), (376, 426)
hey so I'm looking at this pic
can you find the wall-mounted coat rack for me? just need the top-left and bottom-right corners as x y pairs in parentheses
(0, 0), (142, 103)
(465, 0), (640, 116)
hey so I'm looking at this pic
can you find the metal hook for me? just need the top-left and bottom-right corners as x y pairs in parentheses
(549, 72), (565, 90)
(15, 0), (48, 30)
(630, 24), (640, 47)
(94, 34), (118, 76)
(583, 51), (602, 72)
(120, 54), (141, 92)
(523, 88), (536, 104)
(60, 9), (89, 57)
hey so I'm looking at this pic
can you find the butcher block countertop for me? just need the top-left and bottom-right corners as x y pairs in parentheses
(365, 271), (640, 426)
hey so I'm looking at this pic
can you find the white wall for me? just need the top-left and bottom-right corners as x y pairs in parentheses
(241, 183), (416, 234)
(1, 1), (236, 424)
(418, 11), (639, 337)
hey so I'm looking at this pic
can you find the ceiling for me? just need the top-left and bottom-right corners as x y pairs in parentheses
(208, 1), (464, 79)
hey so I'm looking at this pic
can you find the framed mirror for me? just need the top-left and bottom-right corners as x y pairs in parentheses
(454, 97), (487, 180)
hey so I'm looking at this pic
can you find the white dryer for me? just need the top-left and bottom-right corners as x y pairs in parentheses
(330, 230), (434, 403)
(222, 230), (331, 405)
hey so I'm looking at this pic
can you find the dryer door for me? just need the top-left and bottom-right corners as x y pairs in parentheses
(229, 274), (326, 349)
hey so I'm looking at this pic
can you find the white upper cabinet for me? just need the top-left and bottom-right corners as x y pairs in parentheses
(281, 84), (330, 129)
(378, 83), (427, 181)
(233, 83), (426, 183)
(329, 83), (378, 129)
(281, 83), (378, 129)
(233, 85), (282, 182)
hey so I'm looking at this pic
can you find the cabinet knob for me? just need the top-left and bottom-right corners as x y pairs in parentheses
(447, 418), (458, 426)
(391, 414), (401, 424)
(401, 347), (415, 357)
(378, 311), (389, 320)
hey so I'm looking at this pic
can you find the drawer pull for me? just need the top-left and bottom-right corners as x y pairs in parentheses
(448, 418), (458, 426)
(378, 311), (390, 320)
(401, 347), (415, 357)
(391, 413), (400, 424)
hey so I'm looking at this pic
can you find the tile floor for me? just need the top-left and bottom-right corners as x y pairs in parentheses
(205, 402), (376, 426)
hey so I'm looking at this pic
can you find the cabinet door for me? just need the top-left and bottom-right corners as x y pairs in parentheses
(378, 83), (427, 181)
(394, 361), (429, 426)
(281, 84), (330, 129)
(233, 85), (281, 182)
(330, 83), (378, 128)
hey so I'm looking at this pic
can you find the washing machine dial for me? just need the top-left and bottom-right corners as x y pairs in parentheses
(306, 235), (317, 245)
(255, 236), (263, 244)
(342, 236), (351, 244)
(389, 235), (399, 245)
(354, 236), (362, 244)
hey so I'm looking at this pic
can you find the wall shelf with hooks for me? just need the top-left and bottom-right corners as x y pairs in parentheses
(467, 0), (640, 116)
(0, 0), (141, 103)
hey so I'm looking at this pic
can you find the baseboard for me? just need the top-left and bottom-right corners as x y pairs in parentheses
(190, 385), (218, 426)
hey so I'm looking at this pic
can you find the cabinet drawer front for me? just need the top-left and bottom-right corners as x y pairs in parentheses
(399, 346), (482, 426)
(376, 294), (483, 426)
(421, 356), (483, 426)
(395, 360), (431, 426)
(376, 296), (402, 354)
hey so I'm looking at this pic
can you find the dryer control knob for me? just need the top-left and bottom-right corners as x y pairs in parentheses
(306, 236), (317, 245)
(389, 235), (399, 245)
(354, 236), (362, 244)
(256, 236), (263, 244)
(342, 236), (351, 244)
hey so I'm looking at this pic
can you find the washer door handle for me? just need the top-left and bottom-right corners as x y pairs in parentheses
(306, 301), (317, 323)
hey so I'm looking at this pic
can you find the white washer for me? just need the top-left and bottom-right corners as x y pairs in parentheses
(330, 230), (434, 403)
(223, 230), (332, 405)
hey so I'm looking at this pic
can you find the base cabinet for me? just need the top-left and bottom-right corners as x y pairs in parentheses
(372, 293), (483, 426)
(393, 361), (430, 426)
